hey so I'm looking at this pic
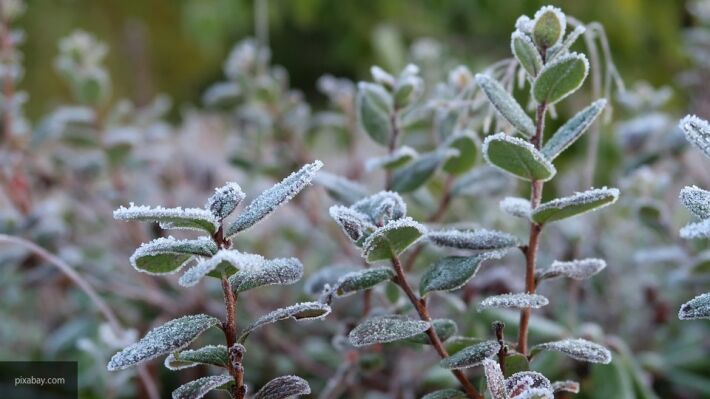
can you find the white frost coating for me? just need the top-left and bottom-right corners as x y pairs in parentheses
(205, 182), (245, 220)
(551, 380), (580, 394)
(329, 205), (374, 242)
(107, 314), (220, 370)
(113, 202), (219, 233)
(482, 133), (557, 181)
(172, 374), (233, 399)
(428, 228), (521, 250)
(303, 264), (359, 296)
(365, 146), (418, 171)
(475, 74), (535, 137)
(678, 292), (710, 320)
(439, 340), (500, 369)
(371, 65), (396, 87)
(679, 115), (710, 158)
(509, 388), (554, 399)
(348, 315), (431, 347)
(500, 197), (532, 219)
(537, 258), (607, 281)
(254, 375), (311, 399)
(680, 219), (710, 239)
(506, 371), (553, 399)
(334, 267), (394, 297)
(679, 185), (710, 220)
(351, 191), (407, 225)
(179, 250), (264, 287)
(549, 25), (587, 62)
(362, 217), (427, 259)
(541, 99), (607, 160)
(478, 293), (549, 311)
(532, 187), (619, 222)
(239, 302), (331, 342)
(164, 345), (228, 370)
(226, 160), (323, 236)
(482, 358), (507, 399)
(129, 237), (217, 275)
(533, 338), (612, 364)
(230, 257), (304, 293)
(533, 5), (567, 45)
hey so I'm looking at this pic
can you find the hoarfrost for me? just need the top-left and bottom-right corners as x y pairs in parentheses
(129, 237), (217, 275)
(164, 345), (228, 370)
(536, 258), (607, 281)
(678, 292), (710, 320)
(439, 340), (499, 369)
(679, 185), (710, 219)
(533, 338), (612, 364)
(179, 250), (264, 287)
(482, 358), (507, 399)
(254, 375), (311, 399)
(679, 115), (710, 158)
(500, 197), (532, 219)
(239, 302), (331, 342)
(205, 182), (245, 220)
(428, 228), (521, 250)
(229, 257), (303, 293)
(680, 219), (710, 239)
(478, 293), (549, 311)
(171, 374), (232, 399)
(506, 371), (553, 399)
(113, 203), (219, 233)
(348, 315), (431, 347)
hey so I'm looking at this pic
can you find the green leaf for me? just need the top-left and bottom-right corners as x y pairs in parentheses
(680, 185), (710, 220)
(172, 375), (233, 399)
(680, 219), (710, 239)
(365, 146), (418, 171)
(421, 389), (468, 399)
(678, 292), (710, 320)
(532, 53), (589, 105)
(420, 252), (506, 296)
(503, 354), (530, 378)
(238, 302), (331, 342)
(532, 6), (566, 49)
(679, 114), (710, 158)
(391, 150), (455, 193)
(357, 82), (393, 145)
(531, 338), (612, 364)
(351, 191), (407, 225)
(205, 182), (245, 220)
(113, 203), (219, 234)
(478, 293), (549, 311)
(303, 264), (359, 296)
(164, 345), (228, 370)
(362, 217), (426, 262)
(129, 237), (217, 275)
(179, 250), (265, 287)
(511, 31), (543, 78)
(427, 229), (520, 251)
(475, 74), (535, 137)
(348, 315), (431, 347)
(107, 314), (221, 370)
(541, 99), (607, 160)
(226, 160), (323, 236)
(531, 187), (619, 224)
(483, 133), (556, 181)
(334, 267), (394, 297)
(254, 375), (311, 399)
(445, 336), (485, 355)
(405, 319), (457, 344)
(440, 340), (499, 369)
(443, 132), (478, 175)
(230, 257), (303, 293)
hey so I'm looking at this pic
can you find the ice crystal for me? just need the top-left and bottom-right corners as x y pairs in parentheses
(533, 338), (612, 364)
(482, 358), (507, 399)
(171, 374), (232, 399)
(329, 205), (374, 242)
(226, 160), (323, 236)
(506, 371), (553, 399)
(680, 219), (710, 239)
(113, 203), (219, 233)
(164, 345), (228, 370)
(129, 237), (217, 275)
(229, 257), (303, 293)
(679, 115), (710, 158)
(439, 340), (499, 369)
(205, 182), (245, 220)
(551, 380), (580, 394)
(179, 250), (264, 287)
(239, 302), (331, 342)
(678, 292), (710, 320)
(500, 197), (532, 219)
(254, 375), (311, 399)
(475, 74), (535, 137)
(536, 258), (607, 281)
(107, 314), (220, 370)
(428, 228), (521, 251)
(420, 251), (507, 296)
(348, 315), (431, 347)
(334, 267), (394, 297)
(478, 293), (549, 311)
(531, 187), (619, 224)
(680, 185), (710, 220)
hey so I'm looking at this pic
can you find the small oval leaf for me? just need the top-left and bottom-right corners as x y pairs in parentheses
(129, 237), (217, 275)
(678, 292), (710, 320)
(357, 82), (393, 145)
(443, 132), (478, 175)
(506, 371), (553, 399)
(114, 203), (219, 234)
(476, 74), (535, 137)
(365, 146), (418, 171)
(428, 229), (520, 251)
(172, 375), (233, 399)
(335, 267), (394, 297)
(179, 250), (265, 287)
(531, 187), (619, 224)
(532, 53), (588, 105)
(511, 31), (543, 78)
(230, 257), (303, 293)
(440, 340), (499, 369)
(532, 6), (566, 49)
(500, 197), (532, 219)
(315, 171), (368, 205)
(541, 99), (607, 160)
(254, 375), (311, 399)
(303, 264), (359, 296)
(679, 114), (710, 158)
(483, 133), (556, 181)
(478, 293), (549, 311)
(420, 251), (507, 296)
(205, 182), (245, 220)
(362, 217), (427, 262)
(348, 315), (431, 347)
(239, 302), (331, 343)
(536, 258), (607, 282)
(351, 191), (407, 225)
(482, 358), (507, 399)
(391, 150), (455, 193)
(164, 345), (228, 370)
(679, 185), (710, 220)
(532, 338), (612, 364)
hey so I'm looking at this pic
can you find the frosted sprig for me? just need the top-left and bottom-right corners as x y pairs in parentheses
(679, 115), (710, 158)
(500, 197), (532, 219)
(533, 5), (567, 40)
(478, 293), (549, 311)
(205, 182), (245, 220)
(536, 258), (607, 281)
(678, 292), (710, 320)
(679, 185), (710, 220)
(439, 340), (500, 369)
(533, 338), (612, 364)
(428, 228), (521, 251)
(113, 203), (219, 233)
(179, 250), (264, 287)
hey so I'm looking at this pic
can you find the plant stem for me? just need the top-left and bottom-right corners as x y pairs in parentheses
(221, 278), (245, 398)
(493, 321), (507, 376)
(390, 256), (482, 399)
(517, 102), (547, 355)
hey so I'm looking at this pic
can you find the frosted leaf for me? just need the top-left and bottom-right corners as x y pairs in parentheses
(532, 338), (612, 364)
(678, 292), (710, 320)
(352, 191), (407, 225)
(113, 203), (219, 234)
(314, 171), (368, 205)
(226, 160), (323, 236)
(254, 375), (311, 399)
(478, 293), (549, 311)
(440, 340), (499, 369)
(541, 99), (607, 160)
(680, 219), (710, 239)
(205, 182), (245, 220)
(551, 380), (580, 394)
(443, 132), (478, 175)
(483, 133), (556, 181)
(500, 197), (532, 219)
(406, 319), (458, 344)
(679, 185), (710, 219)
(482, 358), (507, 399)
(536, 258), (607, 281)
(365, 146), (418, 171)
(230, 257), (303, 293)
(532, 5), (566, 49)
(358, 82), (393, 145)
(421, 389), (468, 399)
(362, 217), (427, 262)
(164, 345), (228, 370)
(107, 314), (220, 370)
(334, 267), (394, 297)
(531, 53), (589, 106)
(475, 74), (535, 137)
(371, 65), (396, 87)
(129, 237), (217, 275)
(391, 149), (458, 193)
(506, 371), (553, 399)
(428, 229), (521, 251)
(679, 115), (710, 158)
(329, 205), (375, 242)
(179, 250), (264, 287)
(172, 374), (232, 399)
(531, 187), (619, 224)
(303, 264), (359, 296)
(511, 30), (543, 78)
(453, 166), (511, 198)
(238, 302), (331, 342)
(420, 251), (507, 296)
(348, 315), (431, 347)
(547, 25), (586, 62)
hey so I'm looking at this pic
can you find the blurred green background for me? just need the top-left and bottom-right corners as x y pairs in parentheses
(20, 0), (690, 120)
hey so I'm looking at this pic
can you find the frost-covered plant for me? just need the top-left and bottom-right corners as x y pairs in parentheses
(107, 161), (328, 399)
(677, 115), (710, 320)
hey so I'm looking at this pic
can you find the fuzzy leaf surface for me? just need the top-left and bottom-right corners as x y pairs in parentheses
(348, 315), (431, 347)
(362, 218), (426, 262)
(476, 74), (535, 137)
(179, 250), (264, 287)
(405, 319), (457, 344)
(427, 229), (520, 251)
(483, 133), (556, 181)
(357, 82), (392, 145)
(478, 293), (549, 311)
(532, 338), (612, 364)
(420, 251), (506, 296)
(680, 185), (710, 220)
(114, 203), (218, 234)
(230, 257), (303, 293)
(532, 5), (566, 48)
(172, 375), (233, 399)
(482, 358), (507, 399)
(536, 258), (606, 281)
(254, 375), (311, 399)
(531, 187), (619, 224)
(440, 340), (499, 369)
(129, 237), (217, 275)
(512, 31), (543, 77)
(678, 292), (710, 320)
(239, 302), (331, 342)
(679, 114), (710, 158)
(542, 99), (606, 160)
(532, 53), (588, 105)
(205, 182), (245, 220)
(335, 267), (394, 297)
(164, 345), (228, 370)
